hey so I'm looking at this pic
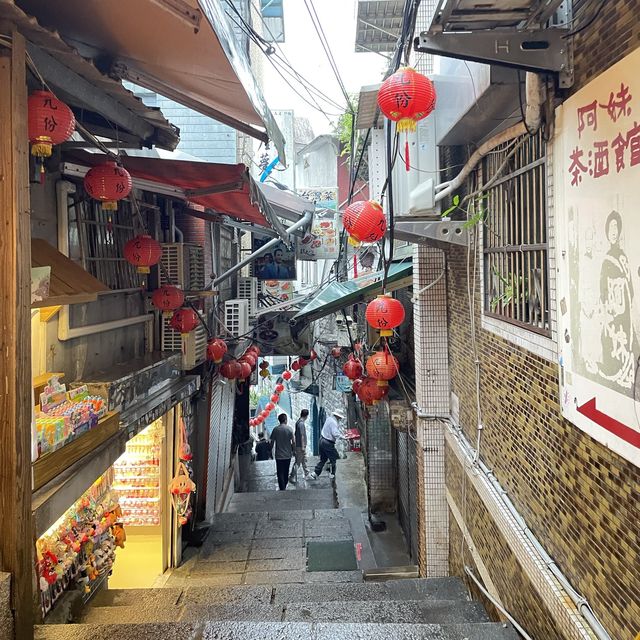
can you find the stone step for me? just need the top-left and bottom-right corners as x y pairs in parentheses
(36, 620), (521, 640)
(81, 597), (487, 626)
(90, 577), (468, 609)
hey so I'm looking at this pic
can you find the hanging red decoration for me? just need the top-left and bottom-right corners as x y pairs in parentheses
(282, 371), (292, 381)
(220, 360), (238, 379)
(331, 347), (342, 359)
(357, 378), (386, 405)
(169, 308), (199, 335)
(342, 200), (386, 245)
(309, 349), (318, 361)
(298, 358), (309, 367)
(291, 360), (301, 372)
(238, 361), (252, 380)
(260, 410), (269, 419)
(241, 353), (257, 369)
(352, 379), (363, 395)
(275, 383), (285, 393)
(365, 294), (406, 337)
(249, 345), (261, 356)
(152, 285), (184, 315)
(265, 402), (275, 412)
(124, 235), (162, 274)
(343, 355), (363, 380)
(207, 338), (228, 364)
(84, 161), (133, 210)
(259, 360), (269, 369)
(377, 67), (436, 132)
(366, 349), (399, 386)
(270, 394), (280, 403)
(378, 67), (436, 172)
(28, 90), (75, 181)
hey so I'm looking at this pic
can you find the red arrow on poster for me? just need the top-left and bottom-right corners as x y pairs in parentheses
(577, 398), (640, 448)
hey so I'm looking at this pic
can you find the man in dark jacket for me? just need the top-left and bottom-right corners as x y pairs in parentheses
(255, 433), (272, 461)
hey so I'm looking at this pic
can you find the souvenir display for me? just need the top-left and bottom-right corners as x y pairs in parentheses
(35, 379), (106, 458)
(35, 470), (122, 617)
(112, 421), (162, 527)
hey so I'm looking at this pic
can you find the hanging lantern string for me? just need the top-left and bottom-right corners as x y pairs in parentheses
(128, 195), (214, 339)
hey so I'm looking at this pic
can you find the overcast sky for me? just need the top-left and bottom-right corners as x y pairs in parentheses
(260, 0), (387, 136)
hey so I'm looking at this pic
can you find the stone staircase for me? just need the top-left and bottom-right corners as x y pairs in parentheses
(36, 470), (519, 639)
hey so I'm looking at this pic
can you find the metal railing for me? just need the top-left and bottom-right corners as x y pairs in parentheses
(482, 129), (550, 335)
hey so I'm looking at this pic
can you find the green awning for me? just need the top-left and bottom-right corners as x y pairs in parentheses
(292, 262), (413, 323)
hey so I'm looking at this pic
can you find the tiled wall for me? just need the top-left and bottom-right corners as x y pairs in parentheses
(422, 4), (640, 639)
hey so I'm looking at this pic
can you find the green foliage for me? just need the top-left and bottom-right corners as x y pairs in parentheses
(249, 387), (260, 410)
(489, 267), (528, 312)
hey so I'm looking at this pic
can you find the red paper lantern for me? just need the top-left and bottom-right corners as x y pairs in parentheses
(377, 67), (436, 133)
(266, 402), (275, 411)
(342, 200), (386, 245)
(275, 383), (285, 393)
(220, 360), (237, 379)
(84, 161), (133, 210)
(124, 235), (162, 274)
(282, 371), (292, 381)
(241, 353), (257, 369)
(365, 294), (406, 336)
(343, 355), (363, 380)
(357, 378), (386, 405)
(28, 90), (75, 179)
(169, 308), (199, 334)
(331, 347), (342, 359)
(366, 350), (399, 386)
(207, 338), (228, 364)
(291, 360), (301, 372)
(352, 379), (363, 395)
(260, 410), (269, 419)
(152, 285), (184, 315)
(238, 361), (252, 380)
(270, 394), (280, 403)
(249, 345), (261, 356)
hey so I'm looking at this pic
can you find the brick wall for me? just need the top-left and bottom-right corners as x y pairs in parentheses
(441, 4), (640, 639)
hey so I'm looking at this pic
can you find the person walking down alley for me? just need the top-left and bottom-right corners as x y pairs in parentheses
(270, 414), (295, 490)
(309, 410), (345, 480)
(289, 409), (310, 484)
(255, 432), (272, 461)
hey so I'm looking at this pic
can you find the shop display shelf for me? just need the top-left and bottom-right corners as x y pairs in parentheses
(32, 411), (120, 491)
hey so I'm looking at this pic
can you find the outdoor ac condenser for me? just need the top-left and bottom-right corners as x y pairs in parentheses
(237, 277), (259, 322)
(161, 313), (207, 370)
(224, 299), (249, 338)
(160, 243), (205, 290)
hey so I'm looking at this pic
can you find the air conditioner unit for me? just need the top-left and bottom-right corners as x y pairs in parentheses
(161, 314), (207, 370)
(238, 277), (259, 321)
(224, 299), (249, 338)
(160, 243), (205, 290)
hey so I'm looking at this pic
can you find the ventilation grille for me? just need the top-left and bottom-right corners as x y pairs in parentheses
(161, 314), (207, 369)
(238, 277), (259, 321)
(160, 243), (205, 290)
(224, 299), (249, 338)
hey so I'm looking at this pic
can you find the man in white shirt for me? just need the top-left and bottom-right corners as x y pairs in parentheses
(308, 410), (345, 480)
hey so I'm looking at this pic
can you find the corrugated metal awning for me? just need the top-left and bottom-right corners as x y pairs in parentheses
(355, 0), (404, 54)
(15, 0), (286, 162)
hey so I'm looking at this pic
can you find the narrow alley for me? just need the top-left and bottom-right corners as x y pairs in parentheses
(38, 455), (518, 639)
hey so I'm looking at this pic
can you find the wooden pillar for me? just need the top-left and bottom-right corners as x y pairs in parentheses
(0, 26), (35, 640)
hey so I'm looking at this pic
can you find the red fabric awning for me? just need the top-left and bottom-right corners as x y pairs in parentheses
(65, 150), (271, 227)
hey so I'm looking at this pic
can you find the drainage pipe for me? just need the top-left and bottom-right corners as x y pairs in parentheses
(435, 72), (545, 203)
(213, 210), (313, 288)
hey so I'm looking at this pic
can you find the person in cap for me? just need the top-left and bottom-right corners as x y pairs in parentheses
(308, 409), (345, 480)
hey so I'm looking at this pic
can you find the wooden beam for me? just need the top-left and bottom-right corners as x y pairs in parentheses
(0, 28), (35, 640)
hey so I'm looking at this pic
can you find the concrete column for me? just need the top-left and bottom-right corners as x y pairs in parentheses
(413, 244), (450, 577)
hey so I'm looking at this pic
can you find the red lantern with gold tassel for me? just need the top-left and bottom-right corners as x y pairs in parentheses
(365, 349), (399, 387)
(377, 67), (436, 171)
(28, 90), (76, 182)
(152, 285), (184, 316)
(84, 161), (133, 210)
(124, 235), (162, 274)
(365, 294), (406, 337)
(342, 200), (386, 246)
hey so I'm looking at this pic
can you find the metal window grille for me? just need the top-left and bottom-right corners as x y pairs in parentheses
(482, 129), (550, 335)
